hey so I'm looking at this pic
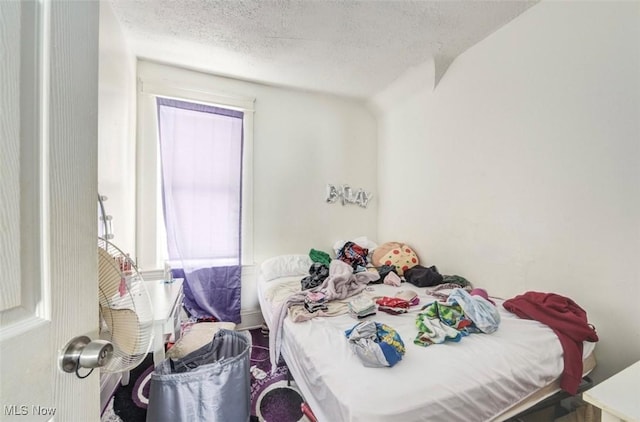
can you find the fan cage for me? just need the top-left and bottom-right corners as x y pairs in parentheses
(98, 237), (154, 372)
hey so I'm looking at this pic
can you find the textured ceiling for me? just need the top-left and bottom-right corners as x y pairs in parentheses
(110, 0), (537, 99)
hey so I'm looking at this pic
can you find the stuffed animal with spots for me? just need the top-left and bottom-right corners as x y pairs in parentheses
(372, 242), (419, 276)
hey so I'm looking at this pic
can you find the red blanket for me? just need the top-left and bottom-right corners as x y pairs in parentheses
(503, 292), (598, 394)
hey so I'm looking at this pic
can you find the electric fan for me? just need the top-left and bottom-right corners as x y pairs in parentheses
(98, 237), (154, 372)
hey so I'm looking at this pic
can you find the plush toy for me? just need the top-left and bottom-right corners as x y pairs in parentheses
(372, 242), (419, 276)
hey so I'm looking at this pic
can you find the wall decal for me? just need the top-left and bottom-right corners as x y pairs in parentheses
(326, 184), (372, 208)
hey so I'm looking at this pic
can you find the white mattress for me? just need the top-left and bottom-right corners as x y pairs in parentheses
(258, 275), (596, 422)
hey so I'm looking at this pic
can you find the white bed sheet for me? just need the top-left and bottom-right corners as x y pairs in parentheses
(258, 275), (595, 422)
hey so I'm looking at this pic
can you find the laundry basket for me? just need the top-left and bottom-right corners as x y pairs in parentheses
(146, 329), (251, 422)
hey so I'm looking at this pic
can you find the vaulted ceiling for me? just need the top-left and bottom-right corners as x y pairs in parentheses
(110, 0), (538, 99)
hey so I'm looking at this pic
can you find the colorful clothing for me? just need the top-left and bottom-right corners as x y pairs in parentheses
(414, 301), (472, 346)
(447, 288), (500, 334)
(269, 260), (379, 372)
(337, 241), (369, 269)
(345, 321), (405, 368)
(414, 317), (465, 346)
(376, 296), (410, 309)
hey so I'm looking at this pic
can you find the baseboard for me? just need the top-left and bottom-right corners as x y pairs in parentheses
(238, 308), (264, 330)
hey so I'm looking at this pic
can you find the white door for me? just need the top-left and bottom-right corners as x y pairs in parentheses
(0, 1), (101, 421)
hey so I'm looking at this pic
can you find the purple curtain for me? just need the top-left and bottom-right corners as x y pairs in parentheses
(171, 267), (241, 323)
(158, 97), (243, 323)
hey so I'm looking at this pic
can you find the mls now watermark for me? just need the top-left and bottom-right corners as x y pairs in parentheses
(4, 405), (57, 417)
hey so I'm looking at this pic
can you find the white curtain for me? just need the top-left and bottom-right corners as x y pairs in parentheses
(157, 97), (243, 322)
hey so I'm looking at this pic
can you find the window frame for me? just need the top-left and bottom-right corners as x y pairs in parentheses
(136, 75), (255, 272)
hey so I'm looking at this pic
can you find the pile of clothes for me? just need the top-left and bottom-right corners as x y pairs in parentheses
(344, 320), (405, 368)
(270, 259), (380, 371)
(304, 291), (328, 313)
(375, 290), (420, 315)
(336, 241), (369, 271)
(348, 296), (377, 319)
(414, 288), (500, 347)
(301, 243), (371, 291)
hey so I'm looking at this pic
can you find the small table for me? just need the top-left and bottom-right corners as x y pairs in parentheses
(583, 360), (640, 422)
(145, 278), (184, 366)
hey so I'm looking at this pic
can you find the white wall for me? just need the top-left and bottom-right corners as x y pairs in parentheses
(137, 61), (378, 316)
(372, 1), (640, 383)
(98, 2), (137, 254)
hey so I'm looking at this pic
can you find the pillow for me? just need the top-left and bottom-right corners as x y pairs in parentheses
(372, 242), (419, 276)
(260, 254), (313, 281)
(166, 322), (236, 359)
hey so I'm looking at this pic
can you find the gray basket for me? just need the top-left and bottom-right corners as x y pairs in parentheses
(146, 329), (251, 422)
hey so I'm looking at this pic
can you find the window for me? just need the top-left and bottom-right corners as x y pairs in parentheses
(156, 98), (243, 266)
(136, 67), (254, 272)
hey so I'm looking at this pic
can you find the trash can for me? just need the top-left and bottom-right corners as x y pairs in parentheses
(146, 329), (251, 422)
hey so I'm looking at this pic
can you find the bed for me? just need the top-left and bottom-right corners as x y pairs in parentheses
(257, 263), (596, 422)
